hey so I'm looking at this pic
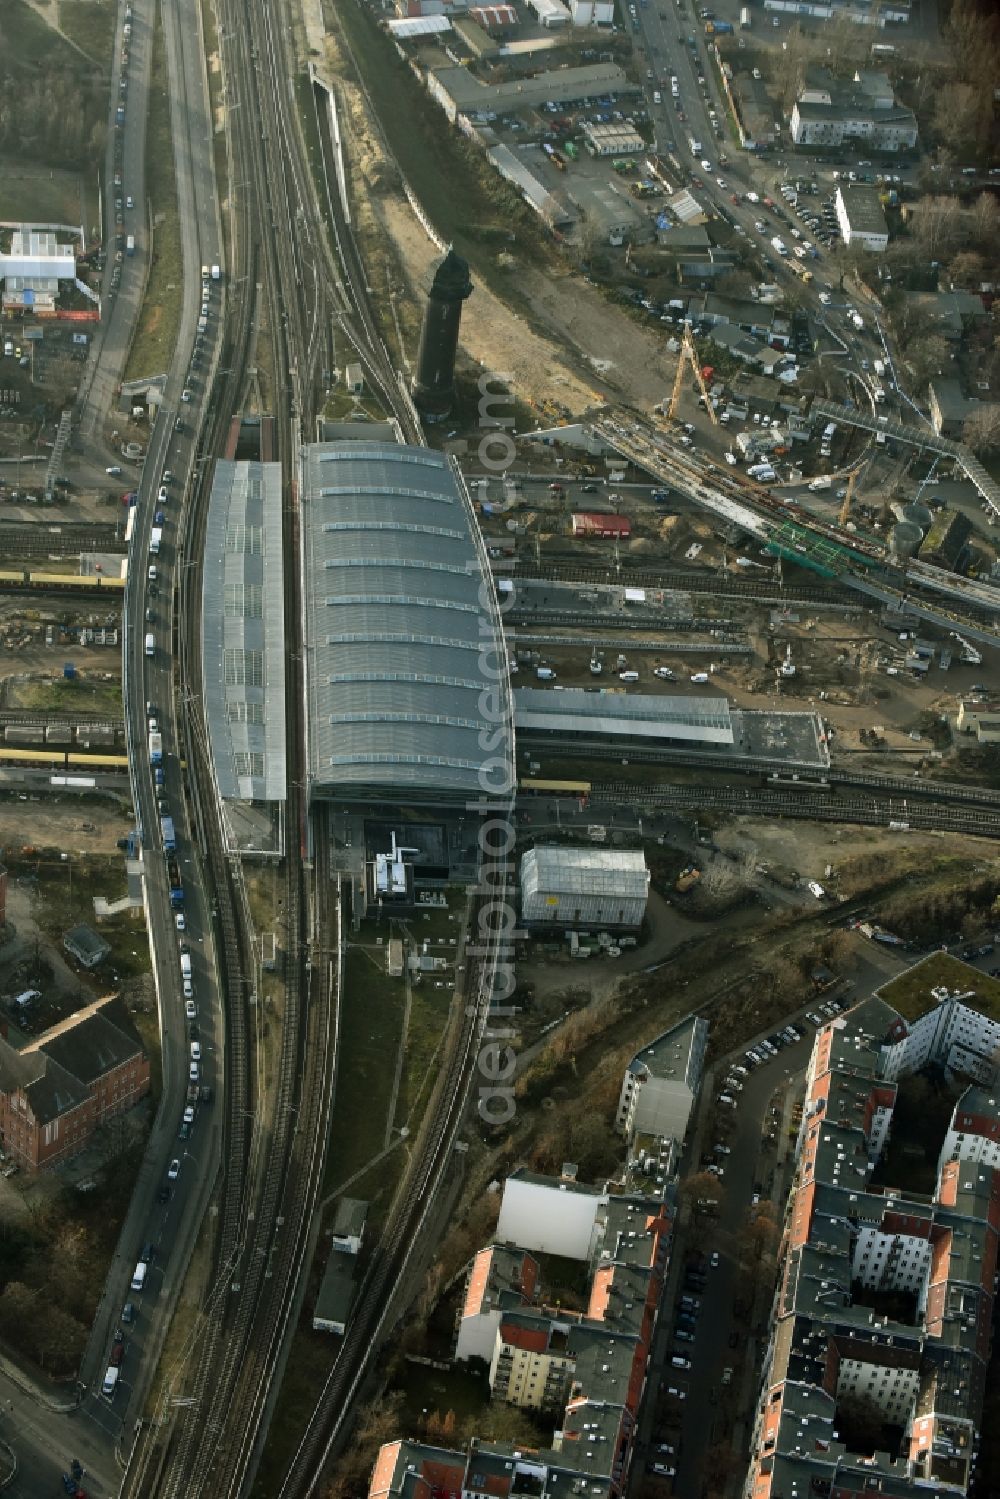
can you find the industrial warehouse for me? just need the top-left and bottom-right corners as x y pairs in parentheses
(514, 687), (830, 770)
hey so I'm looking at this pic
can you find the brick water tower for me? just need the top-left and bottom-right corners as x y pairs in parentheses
(412, 247), (473, 418)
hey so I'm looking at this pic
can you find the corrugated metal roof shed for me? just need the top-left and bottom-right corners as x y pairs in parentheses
(201, 461), (286, 804)
(521, 845), (649, 928)
(522, 845), (648, 897)
(514, 687), (734, 745)
(387, 14), (452, 38)
(301, 441), (513, 805)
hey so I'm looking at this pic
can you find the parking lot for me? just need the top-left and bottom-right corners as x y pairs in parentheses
(639, 991), (851, 1491)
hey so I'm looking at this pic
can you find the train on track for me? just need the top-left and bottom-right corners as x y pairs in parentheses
(0, 747), (128, 771)
(519, 777), (592, 798)
(0, 569), (126, 593)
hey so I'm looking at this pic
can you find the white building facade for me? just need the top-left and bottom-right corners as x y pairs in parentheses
(495, 1169), (606, 1260)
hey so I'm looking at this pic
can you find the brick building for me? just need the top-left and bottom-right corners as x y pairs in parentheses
(0, 997), (151, 1170)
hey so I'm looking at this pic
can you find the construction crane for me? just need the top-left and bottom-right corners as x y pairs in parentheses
(667, 324), (719, 425)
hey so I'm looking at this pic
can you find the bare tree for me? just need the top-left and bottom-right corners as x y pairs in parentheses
(902, 333), (950, 388)
(962, 404), (1000, 455)
(970, 193), (1000, 252)
(948, 251), (987, 288)
(932, 82), (983, 163)
(911, 196), (967, 260)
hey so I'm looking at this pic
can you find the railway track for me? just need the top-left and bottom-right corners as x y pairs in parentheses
(512, 557), (865, 607)
(589, 781), (1000, 838)
(520, 736), (1000, 810)
(276, 889), (510, 1496)
(126, 0), (347, 1492)
(124, 0), (510, 1491)
(0, 521), (126, 555)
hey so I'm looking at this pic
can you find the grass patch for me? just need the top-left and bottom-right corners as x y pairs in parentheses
(875, 951), (1000, 1024)
(7, 674), (122, 716)
(0, 164), (84, 228)
(323, 944), (407, 1194)
(397, 1361), (491, 1429)
(2, 0), (84, 68)
(58, 1), (115, 67)
(330, 0), (556, 288)
(251, 1307), (338, 1499)
(394, 974), (452, 1132)
(125, 8), (183, 381)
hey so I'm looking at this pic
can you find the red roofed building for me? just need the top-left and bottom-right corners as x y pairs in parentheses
(571, 512), (631, 539)
(455, 1245), (539, 1363)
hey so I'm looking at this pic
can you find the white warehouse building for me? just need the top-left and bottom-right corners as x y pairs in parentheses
(520, 846), (650, 930)
(495, 1167), (606, 1260)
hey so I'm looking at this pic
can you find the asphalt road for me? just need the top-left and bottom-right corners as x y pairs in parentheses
(74, 0), (228, 1453)
(77, 3), (154, 443)
(0, 0), (228, 1488)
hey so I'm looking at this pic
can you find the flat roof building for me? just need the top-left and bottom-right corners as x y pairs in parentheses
(312, 1247), (357, 1334)
(835, 183), (889, 252)
(0, 227), (77, 281)
(515, 686), (735, 748)
(427, 62), (638, 122)
(616, 1016), (709, 1147)
(520, 845), (650, 930)
(300, 439), (513, 808)
(201, 461), (287, 841)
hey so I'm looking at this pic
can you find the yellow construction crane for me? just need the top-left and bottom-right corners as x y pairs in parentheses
(667, 324), (719, 426)
(838, 464), (864, 528)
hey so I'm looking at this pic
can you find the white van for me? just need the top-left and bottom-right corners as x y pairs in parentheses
(131, 1260), (147, 1292)
(144, 633), (155, 657)
(14, 988), (41, 1010)
(102, 1366), (120, 1399)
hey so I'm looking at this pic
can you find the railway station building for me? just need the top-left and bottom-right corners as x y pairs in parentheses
(299, 432), (514, 900)
(201, 460), (287, 857)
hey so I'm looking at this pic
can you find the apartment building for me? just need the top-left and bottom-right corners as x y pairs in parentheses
(745, 968), (1000, 1499)
(790, 67), (917, 152)
(0, 997), (151, 1170)
(616, 1016), (709, 1148)
(455, 1245), (540, 1363)
(370, 1182), (673, 1499)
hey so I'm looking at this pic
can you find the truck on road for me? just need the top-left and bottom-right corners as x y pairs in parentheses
(180, 952), (192, 981)
(808, 476), (831, 492)
(160, 815), (176, 853)
(144, 633), (155, 657)
(149, 527), (162, 555)
(771, 236), (788, 256)
(167, 855), (184, 908)
(126, 235), (135, 256)
(740, 5), (751, 24)
(148, 730), (163, 765)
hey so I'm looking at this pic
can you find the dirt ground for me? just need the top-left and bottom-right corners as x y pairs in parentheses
(712, 819), (996, 878)
(332, 50), (676, 419)
(0, 794), (131, 856)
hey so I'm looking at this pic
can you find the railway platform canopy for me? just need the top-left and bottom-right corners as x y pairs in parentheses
(515, 687), (830, 769)
(301, 439), (513, 809)
(201, 461), (287, 843)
